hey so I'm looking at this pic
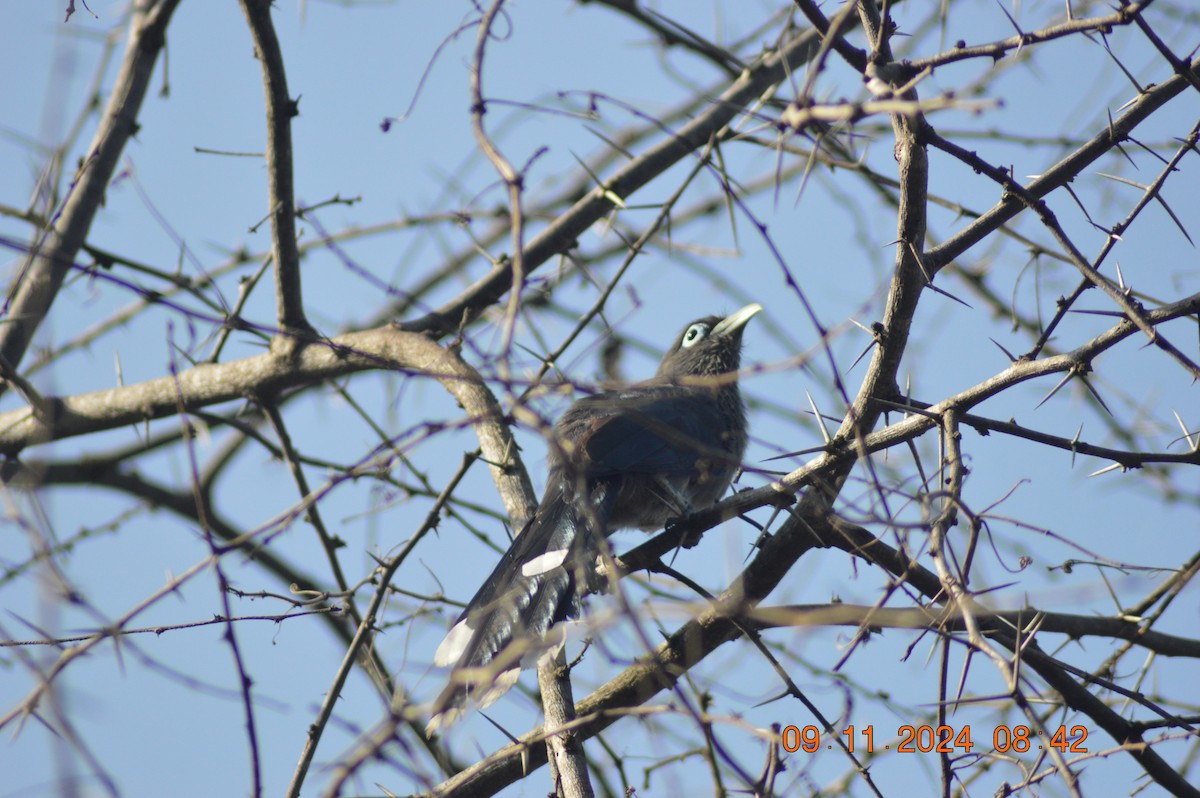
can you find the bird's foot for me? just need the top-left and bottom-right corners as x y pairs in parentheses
(665, 516), (703, 549)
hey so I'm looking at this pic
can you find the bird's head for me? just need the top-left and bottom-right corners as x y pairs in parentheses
(656, 303), (762, 380)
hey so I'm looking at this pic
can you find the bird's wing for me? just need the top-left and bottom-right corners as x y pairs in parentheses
(427, 389), (720, 729)
(571, 388), (729, 477)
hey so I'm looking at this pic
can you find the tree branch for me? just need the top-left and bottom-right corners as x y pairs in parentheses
(238, 0), (312, 341)
(0, 0), (181, 377)
(396, 26), (824, 336)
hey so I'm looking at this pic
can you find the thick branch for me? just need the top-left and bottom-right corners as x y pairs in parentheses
(0, 0), (181, 375)
(0, 326), (534, 525)
(238, 0), (311, 340)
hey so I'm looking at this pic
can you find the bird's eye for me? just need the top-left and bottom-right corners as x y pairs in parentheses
(681, 323), (710, 348)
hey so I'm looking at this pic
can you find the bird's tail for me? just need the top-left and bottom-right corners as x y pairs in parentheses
(426, 476), (613, 733)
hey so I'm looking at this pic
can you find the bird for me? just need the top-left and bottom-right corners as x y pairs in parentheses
(426, 303), (761, 733)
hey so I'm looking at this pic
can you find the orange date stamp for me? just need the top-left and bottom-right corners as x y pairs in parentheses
(779, 724), (1089, 754)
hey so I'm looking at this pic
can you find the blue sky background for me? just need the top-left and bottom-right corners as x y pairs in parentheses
(2, 2), (1198, 796)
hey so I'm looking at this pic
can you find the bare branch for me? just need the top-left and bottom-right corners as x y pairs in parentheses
(238, 0), (312, 341)
(0, 0), (181, 376)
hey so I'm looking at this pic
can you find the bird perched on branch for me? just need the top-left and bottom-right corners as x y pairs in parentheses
(427, 303), (761, 733)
